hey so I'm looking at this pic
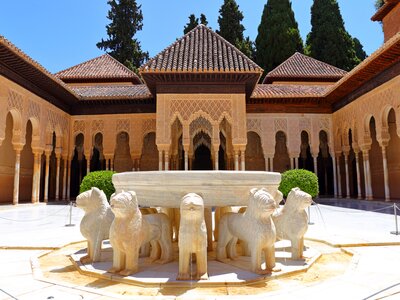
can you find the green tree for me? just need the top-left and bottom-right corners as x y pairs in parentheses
(217, 0), (253, 58)
(255, 0), (304, 77)
(353, 37), (367, 61)
(200, 14), (208, 26)
(97, 0), (149, 72)
(184, 14), (199, 34)
(375, 0), (384, 10)
(305, 0), (360, 71)
(217, 0), (245, 45)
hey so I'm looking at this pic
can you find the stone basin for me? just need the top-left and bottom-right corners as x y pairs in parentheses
(112, 171), (281, 207)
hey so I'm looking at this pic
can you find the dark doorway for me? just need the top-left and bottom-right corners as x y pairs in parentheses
(193, 145), (212, 170)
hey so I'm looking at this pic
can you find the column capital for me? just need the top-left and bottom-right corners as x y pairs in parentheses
(12, 142), (24, 152)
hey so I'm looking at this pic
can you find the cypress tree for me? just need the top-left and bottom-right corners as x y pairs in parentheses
(217, 0), (245, 45)
(305, 0), (360, 71)
(255, 0), (304, 77)
(353, 38), (367, 61)
(184, 14), (199, 34)
(217, 0), (253, 58)
(97, 0), (148, 72)
(200, 14), (208, 26)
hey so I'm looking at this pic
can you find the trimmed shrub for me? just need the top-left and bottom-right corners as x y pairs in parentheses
(278, 169), (319, 198)
(79, 170), (116, 200)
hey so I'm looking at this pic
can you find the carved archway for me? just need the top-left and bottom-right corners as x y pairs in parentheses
(245, 131), (265, 171)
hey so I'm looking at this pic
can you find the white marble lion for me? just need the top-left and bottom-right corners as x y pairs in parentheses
(216, 188), (277, 274)
(76, 187), (114, 263)
(273, 187), (313, 260)
(177, 193), (208, 280)
(108, 191), (173, 276)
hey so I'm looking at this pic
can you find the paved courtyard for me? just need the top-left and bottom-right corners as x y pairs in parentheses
(0, 200), (399, 299)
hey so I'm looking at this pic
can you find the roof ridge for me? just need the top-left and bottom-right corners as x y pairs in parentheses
(55, 54), (108, 76)
(55, 53), (141, 82)
(140, 24), (262, 73)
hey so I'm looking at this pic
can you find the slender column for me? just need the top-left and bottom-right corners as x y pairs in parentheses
(86, 153), (90, 175)
(381, 146), (390, 201)
(290, 157), (294, 169)
(44, 152), (51, 202)
(31, 153), (39, 203)
(270, 157), (274, 172)
(234, 151), (239, 171)
(110, 158), (114, 172)
(294, 157), (298, 169)
(331, 154), (338, 197)
(240, 149), (245, 171)
(13, 147), (23, 205)
(158, 151), (163, 171)
(313, 155), (318, 175)
(105, 158), (109, 170)
(336, 155), (342, 197)
(344, 153), (350, 199)
(62, 157), (67, 200)
(164, 151), (169, 171)
(135, 158), (140, 171)
(36, 154), (42, 202)
(67, 157), (71, 199)
(354, 152), (362, 199)
(214, 150), (219, 171)
(362, 150), (373, 200)
(184, 152), (188, 171)
(55, 154), (61, 201)
(264, 154), (269, 171)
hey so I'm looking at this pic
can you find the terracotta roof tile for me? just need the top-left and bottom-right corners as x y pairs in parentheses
(140, 24), (262, 73)
(71, 84), (152, 100)
(0, 35), (79, 106)
(55, 54), (142, 83)
(251, 84), (331, 98)
(371, 0), (400, 21)
(263, 52), (347, 83)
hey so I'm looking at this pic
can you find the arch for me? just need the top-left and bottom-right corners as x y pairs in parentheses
(369, 117), (385, 199)
(380, 105), (396, 130)
(90, 132), (105, 172)
(273, 131), (290, 173)
(299, 130), (313, 172)
(70, 133), (86, 198)
(245, 131), (265, 171)
(187, 110), (215, 126)
(140, 132), (158, 171)
(192, 131), (213, 170)
(0, 113), (17, 203)
(114, 131), (133, 172)
(19, 119), (34, 203)
(318, 130), (334, 196)
(386, 108), (400, 199)
(7, 108), (23, 133)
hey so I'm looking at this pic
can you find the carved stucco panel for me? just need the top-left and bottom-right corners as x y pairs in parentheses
(116, 119), (130, 134)
(169, 99), (232, 122)
(73, 120), (85, 134)
(91, 120), (104, 133)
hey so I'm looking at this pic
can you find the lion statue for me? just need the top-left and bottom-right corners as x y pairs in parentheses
(216, 188), (277, 274)
(273, 187), (312, 260)
(177, 193), (208, 280)
(76, 187), (114, 263)
(108, 191), (173, 276)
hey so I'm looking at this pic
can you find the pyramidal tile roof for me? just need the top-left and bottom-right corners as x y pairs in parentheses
(140, 24), (262, 73)
(55, 54), (141, 83)
(263, 52), (347, 83)
(71, 84), (151, 100)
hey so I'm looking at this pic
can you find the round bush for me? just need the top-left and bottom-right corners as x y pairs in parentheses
(278, 169), (319, 198)
(79, 170), (116, 200)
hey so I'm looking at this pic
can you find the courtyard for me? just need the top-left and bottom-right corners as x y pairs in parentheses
(0, 200), (399, 300)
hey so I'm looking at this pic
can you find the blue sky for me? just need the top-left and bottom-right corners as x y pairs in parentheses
(0, 0), (383, 73)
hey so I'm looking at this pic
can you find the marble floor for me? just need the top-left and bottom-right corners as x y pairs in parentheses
(0, 200), (399, 299)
